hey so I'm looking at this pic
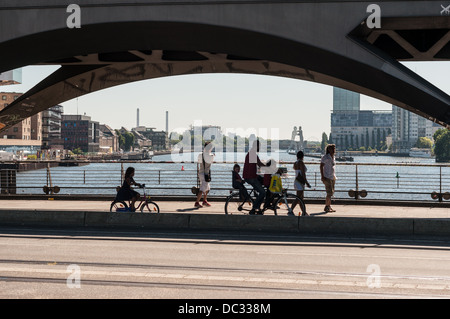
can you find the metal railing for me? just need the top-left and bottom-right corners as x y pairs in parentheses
(0, 160), (449, 203)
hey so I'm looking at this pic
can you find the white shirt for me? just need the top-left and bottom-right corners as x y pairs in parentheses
(321, 153), (336, 180)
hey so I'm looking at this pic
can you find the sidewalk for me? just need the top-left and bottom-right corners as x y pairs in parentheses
(1, 199), (450, 238)
(0, 199), (449, 219)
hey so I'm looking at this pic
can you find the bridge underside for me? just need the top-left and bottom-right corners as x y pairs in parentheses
(352, 16), (450, 61)
(0, 7), (449, 131)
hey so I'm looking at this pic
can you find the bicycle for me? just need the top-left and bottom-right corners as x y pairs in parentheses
(224, 177), (306, 216)
(110, 184), (160, 213)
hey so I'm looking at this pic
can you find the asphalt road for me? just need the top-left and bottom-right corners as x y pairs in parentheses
(1, 227), (450, 301)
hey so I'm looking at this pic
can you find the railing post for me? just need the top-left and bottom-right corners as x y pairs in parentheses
(197, 162), (200, 188)
(355, 164), (359, 200)
(120, 162), (124, 185)
(10, 169), (16, 195)
(46, 162), (53, 194)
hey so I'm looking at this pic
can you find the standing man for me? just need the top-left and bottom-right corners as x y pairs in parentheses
(320, 144), (337, 213)
(243, 140), (269, 215)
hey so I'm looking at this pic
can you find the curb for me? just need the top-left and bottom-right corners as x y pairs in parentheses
(1, 195), (449, 208)
(1, 210), (450, 238)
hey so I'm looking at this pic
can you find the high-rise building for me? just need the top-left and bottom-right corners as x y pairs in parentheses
(42, 105), (64, 150)
(330, 88), (392, 150)
(391, 105), (441, 153)
(333, 87), (360, 112)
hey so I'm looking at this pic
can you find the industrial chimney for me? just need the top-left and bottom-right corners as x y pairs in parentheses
(166, 111), (169, 135)
(136, 108), (140, 127)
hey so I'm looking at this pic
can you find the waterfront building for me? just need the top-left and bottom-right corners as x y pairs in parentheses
(99, 124), (119, 153)
(330, 88), (392, 150)
(133, 126), (168, 151)
(1, 92), (21, 110)
(331, 113), (392, 150)
(1, 114), (32, 141)
(62, 114), (99, 153)
(391, 105), (441, 153)
(130, 127), (152, 150)
(0, 92), (42, 153)
(41, 105), (63, 150)
(30, 112), (42, 143)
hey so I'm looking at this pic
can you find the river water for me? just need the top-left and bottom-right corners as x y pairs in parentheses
(14, 151), (450, 202)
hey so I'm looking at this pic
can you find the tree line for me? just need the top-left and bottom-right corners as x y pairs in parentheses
(434, 129), (450, 163)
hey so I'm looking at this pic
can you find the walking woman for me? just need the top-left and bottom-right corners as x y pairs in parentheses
(292, 150), (310, 216)
(195, 142), (214, 208)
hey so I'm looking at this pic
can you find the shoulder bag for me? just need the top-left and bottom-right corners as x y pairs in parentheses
(202, 153), (211, 182)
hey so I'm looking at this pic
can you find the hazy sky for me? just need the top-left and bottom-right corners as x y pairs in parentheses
(2, 61), (449, 141)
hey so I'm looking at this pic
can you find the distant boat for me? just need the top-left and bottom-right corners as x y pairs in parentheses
(335, 156), (354, 162)
(121, 149), (154, 160)
(287, 149), (297, 155)
(409, 148), (432, 158)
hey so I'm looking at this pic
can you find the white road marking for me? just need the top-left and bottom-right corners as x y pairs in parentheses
(1, 265), (450, 292)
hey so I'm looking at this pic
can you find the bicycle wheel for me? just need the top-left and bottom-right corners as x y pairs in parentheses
(110, 200), (128, 212)
(274, 194), (305, 216)
(140, 200), (160, 213)
(224, 193), (253, 215)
